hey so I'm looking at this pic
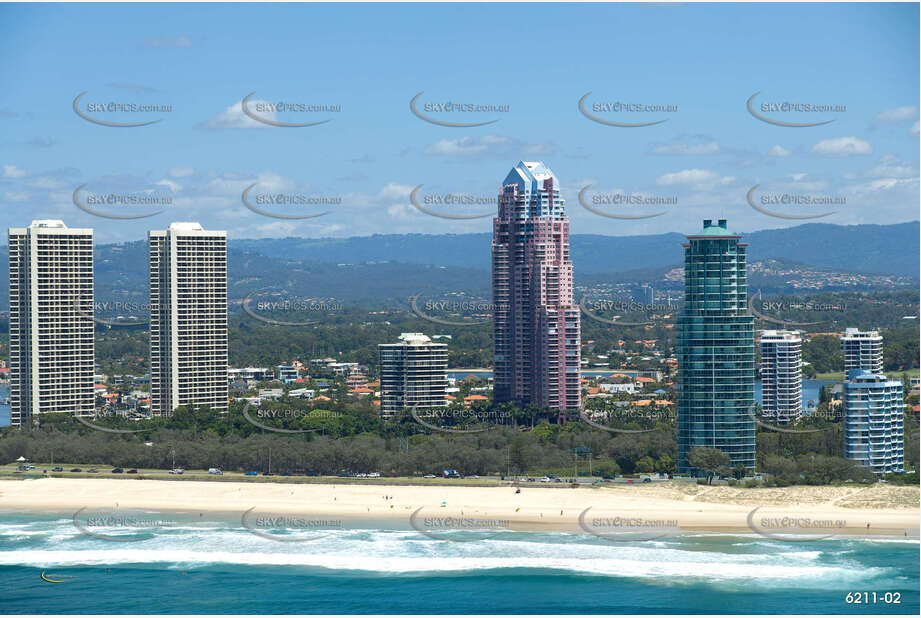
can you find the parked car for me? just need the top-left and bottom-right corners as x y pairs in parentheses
(423, 474), (437, 478)
(367, 472), (380, 478)
(52, 466), (63, 472)
(111, 468), (124, 474)
(168, 468), (184, 475)
(70, 468), (82, 473)
(244, 471), (258, 476)
(642, 477), (652, 483)
(126, 469), (138, 474)
(87, 468), (99, 473)
(207, 468), (222, 475)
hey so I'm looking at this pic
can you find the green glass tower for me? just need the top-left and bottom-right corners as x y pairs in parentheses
(677, 219), (755, 473)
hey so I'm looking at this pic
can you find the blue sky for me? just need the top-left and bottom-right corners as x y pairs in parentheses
(1, 2), (918, 244)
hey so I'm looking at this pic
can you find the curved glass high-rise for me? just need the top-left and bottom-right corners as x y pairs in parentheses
(677, 219), (755, 472)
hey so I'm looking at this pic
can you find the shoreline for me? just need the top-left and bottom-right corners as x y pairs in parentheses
(1, 478), (917, 538)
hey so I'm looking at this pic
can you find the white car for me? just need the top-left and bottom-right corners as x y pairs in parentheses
(208, 468), (222, 475)
(169, 468), (184, 475)
(423, 474), (436, 478)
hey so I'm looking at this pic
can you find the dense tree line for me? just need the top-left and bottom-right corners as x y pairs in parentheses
(1, 404), (676, 477)
(3, 398), (916, 485)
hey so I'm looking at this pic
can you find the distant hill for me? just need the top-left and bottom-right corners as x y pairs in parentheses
(0, 222), (916, 312)
(232, 222), (919, 277)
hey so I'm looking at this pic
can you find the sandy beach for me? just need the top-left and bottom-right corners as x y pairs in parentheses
(1, 477), (917, 537)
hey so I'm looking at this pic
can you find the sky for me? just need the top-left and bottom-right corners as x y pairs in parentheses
(0, 2), (918, 244)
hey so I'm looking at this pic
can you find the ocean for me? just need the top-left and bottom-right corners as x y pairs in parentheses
(0, 512), (917, 614)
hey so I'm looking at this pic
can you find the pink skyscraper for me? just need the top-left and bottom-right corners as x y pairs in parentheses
(492, 161), (581, 412)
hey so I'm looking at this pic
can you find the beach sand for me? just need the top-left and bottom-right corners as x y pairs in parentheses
(1, 478), (917, 537)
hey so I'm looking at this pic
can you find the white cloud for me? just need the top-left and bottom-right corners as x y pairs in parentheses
(911, 121), (919, 137)
(155, 179), (182, 193)
(872, 106), (919, 125)
(169, 167), (196, 178)
(424, 136), (507, 157)
(200, 100), (273, 129)
(810, 136), (872, 156)
(205, 171), (294, 196)
(2, 164), (28, 178)
(650, 140), (721, 156)
(844, 177), (919, 196)
(145, 35), (192, 48)
(423, 135), (552, 158)
(377, 182), (413, 201)
(866, 155), (918, 179)
(655, 169), (734, 189)
(768, 145), (792, 157)
(26, 176), (68, 190)
(3, 191), (29, 202)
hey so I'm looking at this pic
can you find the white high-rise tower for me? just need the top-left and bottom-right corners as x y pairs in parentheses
(8, 220), (95, 426)
(149, 223), (228, 416)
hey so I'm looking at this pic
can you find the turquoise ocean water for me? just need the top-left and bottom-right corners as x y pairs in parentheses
(0, 511), (917, 614)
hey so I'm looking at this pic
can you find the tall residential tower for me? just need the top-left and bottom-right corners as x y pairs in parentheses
(677, 219), (755, 472)
(378, 332), (448, 417)
(492, 161), (580, 412)
(8, 220), (95, 426)
(149, 223), (228, 416)
(759, 330), (803, 423)
(841, 328), (884, 374)
(843, 369), (904, 475)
